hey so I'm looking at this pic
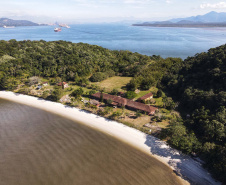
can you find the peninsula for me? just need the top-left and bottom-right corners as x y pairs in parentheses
(0, 18), (47, 27)
(0, 40), (225, 184)
(132, 22), (226, 28)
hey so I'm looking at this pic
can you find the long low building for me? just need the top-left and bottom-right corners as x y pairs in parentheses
(91, 92), (158, 115)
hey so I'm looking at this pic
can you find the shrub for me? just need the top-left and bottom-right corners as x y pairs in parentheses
(111, 88), (118, 95)
(90, 72), (108, 82)
(28, 76), (41, 86)
(106, 99), (113, 104)
(136, 110), (142, 118)
(89, 90), (96, 96)
(71, 87), (84, 99)
(125, 91), (136, 99)
(157, 89), (163, 97)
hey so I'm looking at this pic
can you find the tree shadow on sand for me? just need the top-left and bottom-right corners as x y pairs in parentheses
(144, 135), (220, 185)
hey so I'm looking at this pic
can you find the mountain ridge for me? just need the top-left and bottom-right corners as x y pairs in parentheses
(169, 11), (226, 23)
(133, 11), (226, 27)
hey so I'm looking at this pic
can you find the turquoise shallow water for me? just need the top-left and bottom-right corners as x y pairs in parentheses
(0, 24), (225, 59)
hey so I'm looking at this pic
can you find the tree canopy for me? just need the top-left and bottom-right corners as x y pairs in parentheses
(160, 44), (226, 182)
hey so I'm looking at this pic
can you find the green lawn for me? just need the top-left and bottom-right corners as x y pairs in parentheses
(153, 97), (163, 107)
(91, 76), (132, 92)
(63, 84), (92, 96)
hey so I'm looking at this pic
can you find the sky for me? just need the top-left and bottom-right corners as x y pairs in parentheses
(0, 0), (226, 23)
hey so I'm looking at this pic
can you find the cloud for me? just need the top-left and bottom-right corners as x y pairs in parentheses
(166, 0), (171, 4)
(123, 0), (140, 4)
(200, 2), (226, 9)
(123, 0), (151, 4)
(72, 0), (152, 5)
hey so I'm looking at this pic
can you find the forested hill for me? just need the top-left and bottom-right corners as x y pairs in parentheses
(162, 44), (226, 112)
(0, 40), (225, 182)
(0, 40), (154, 89)
(161, 44), (226, 182)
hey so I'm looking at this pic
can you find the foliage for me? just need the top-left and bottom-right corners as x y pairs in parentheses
(42, 90), (49, 99)
(162, 96), (175, 110)
(77, 77), (89, 87)
(17, 87), (30, 95)
(110, 110), (122, 119)
(90, 70), (115, 82)
(71, 87), (84, 99)
(100, 93), (103, 102)
(0, 40), (152, 89)
(125, 91), (136, 99)
(111, 88), (119, 95)
(135, 110), (142, 118)
(161, 119), (201, 154)
(127, 57), (183, 91)
(106, 99), (113, 105)
(153, 112), (164, 122)
(28, 76), (41, 86)
(98, 106), (113, 116)
(160, 44), (226, 182)
(156, 89), (163, 97)
(66, 86), (74, 92)
(90, 72), (108, 82)
(48, 86), (63, 101)
(55, 77), (62, 84)
(89, 90), (96, 96)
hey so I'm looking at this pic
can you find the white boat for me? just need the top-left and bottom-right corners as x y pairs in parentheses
(3, 25), (15, 28)
(54, 27), (62, 32)
(59, 24), (70, 28)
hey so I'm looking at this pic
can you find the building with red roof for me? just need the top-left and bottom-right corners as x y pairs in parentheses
(91, 92), (157, 115)
(138, 92), (153, 102)
(57, 82), (69, 89)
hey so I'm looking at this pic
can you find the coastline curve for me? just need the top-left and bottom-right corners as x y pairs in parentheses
(0, 91), (220, 185)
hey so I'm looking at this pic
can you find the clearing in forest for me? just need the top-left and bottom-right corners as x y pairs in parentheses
(93, 76), (132, 91)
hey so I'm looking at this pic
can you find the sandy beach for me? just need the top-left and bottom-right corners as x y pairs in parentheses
(0, 91), (220, 185)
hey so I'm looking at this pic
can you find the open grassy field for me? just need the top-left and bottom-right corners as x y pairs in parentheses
(92, 76), (132, 92)
(123, 114), (151, 128)
(152, 97), (163, 107)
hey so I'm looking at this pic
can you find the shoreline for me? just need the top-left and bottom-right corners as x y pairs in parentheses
(0, 91), (220, 185)
(132, 24), (226, 28)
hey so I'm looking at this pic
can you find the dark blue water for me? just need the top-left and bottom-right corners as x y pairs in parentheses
(0, 24), (226, 59)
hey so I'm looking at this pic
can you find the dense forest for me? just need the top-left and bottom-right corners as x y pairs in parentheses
(0, 39), (152, 89)
(161, 44), (226, 181)
(0, 40), (225, 182)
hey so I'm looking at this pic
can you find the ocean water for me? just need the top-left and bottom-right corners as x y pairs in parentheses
(0, 99), (182, 185)
(0, 24), (225, 59)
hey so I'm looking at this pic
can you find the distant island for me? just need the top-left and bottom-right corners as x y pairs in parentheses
(133, 11), (226, 27)
(0, 18), (47, 27)
(133, 22), (226, 28)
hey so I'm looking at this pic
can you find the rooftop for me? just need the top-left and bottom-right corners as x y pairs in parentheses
(92, 92), (157, 114)
(57, 82), (68, 86)
(138, 92), (153, 100)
